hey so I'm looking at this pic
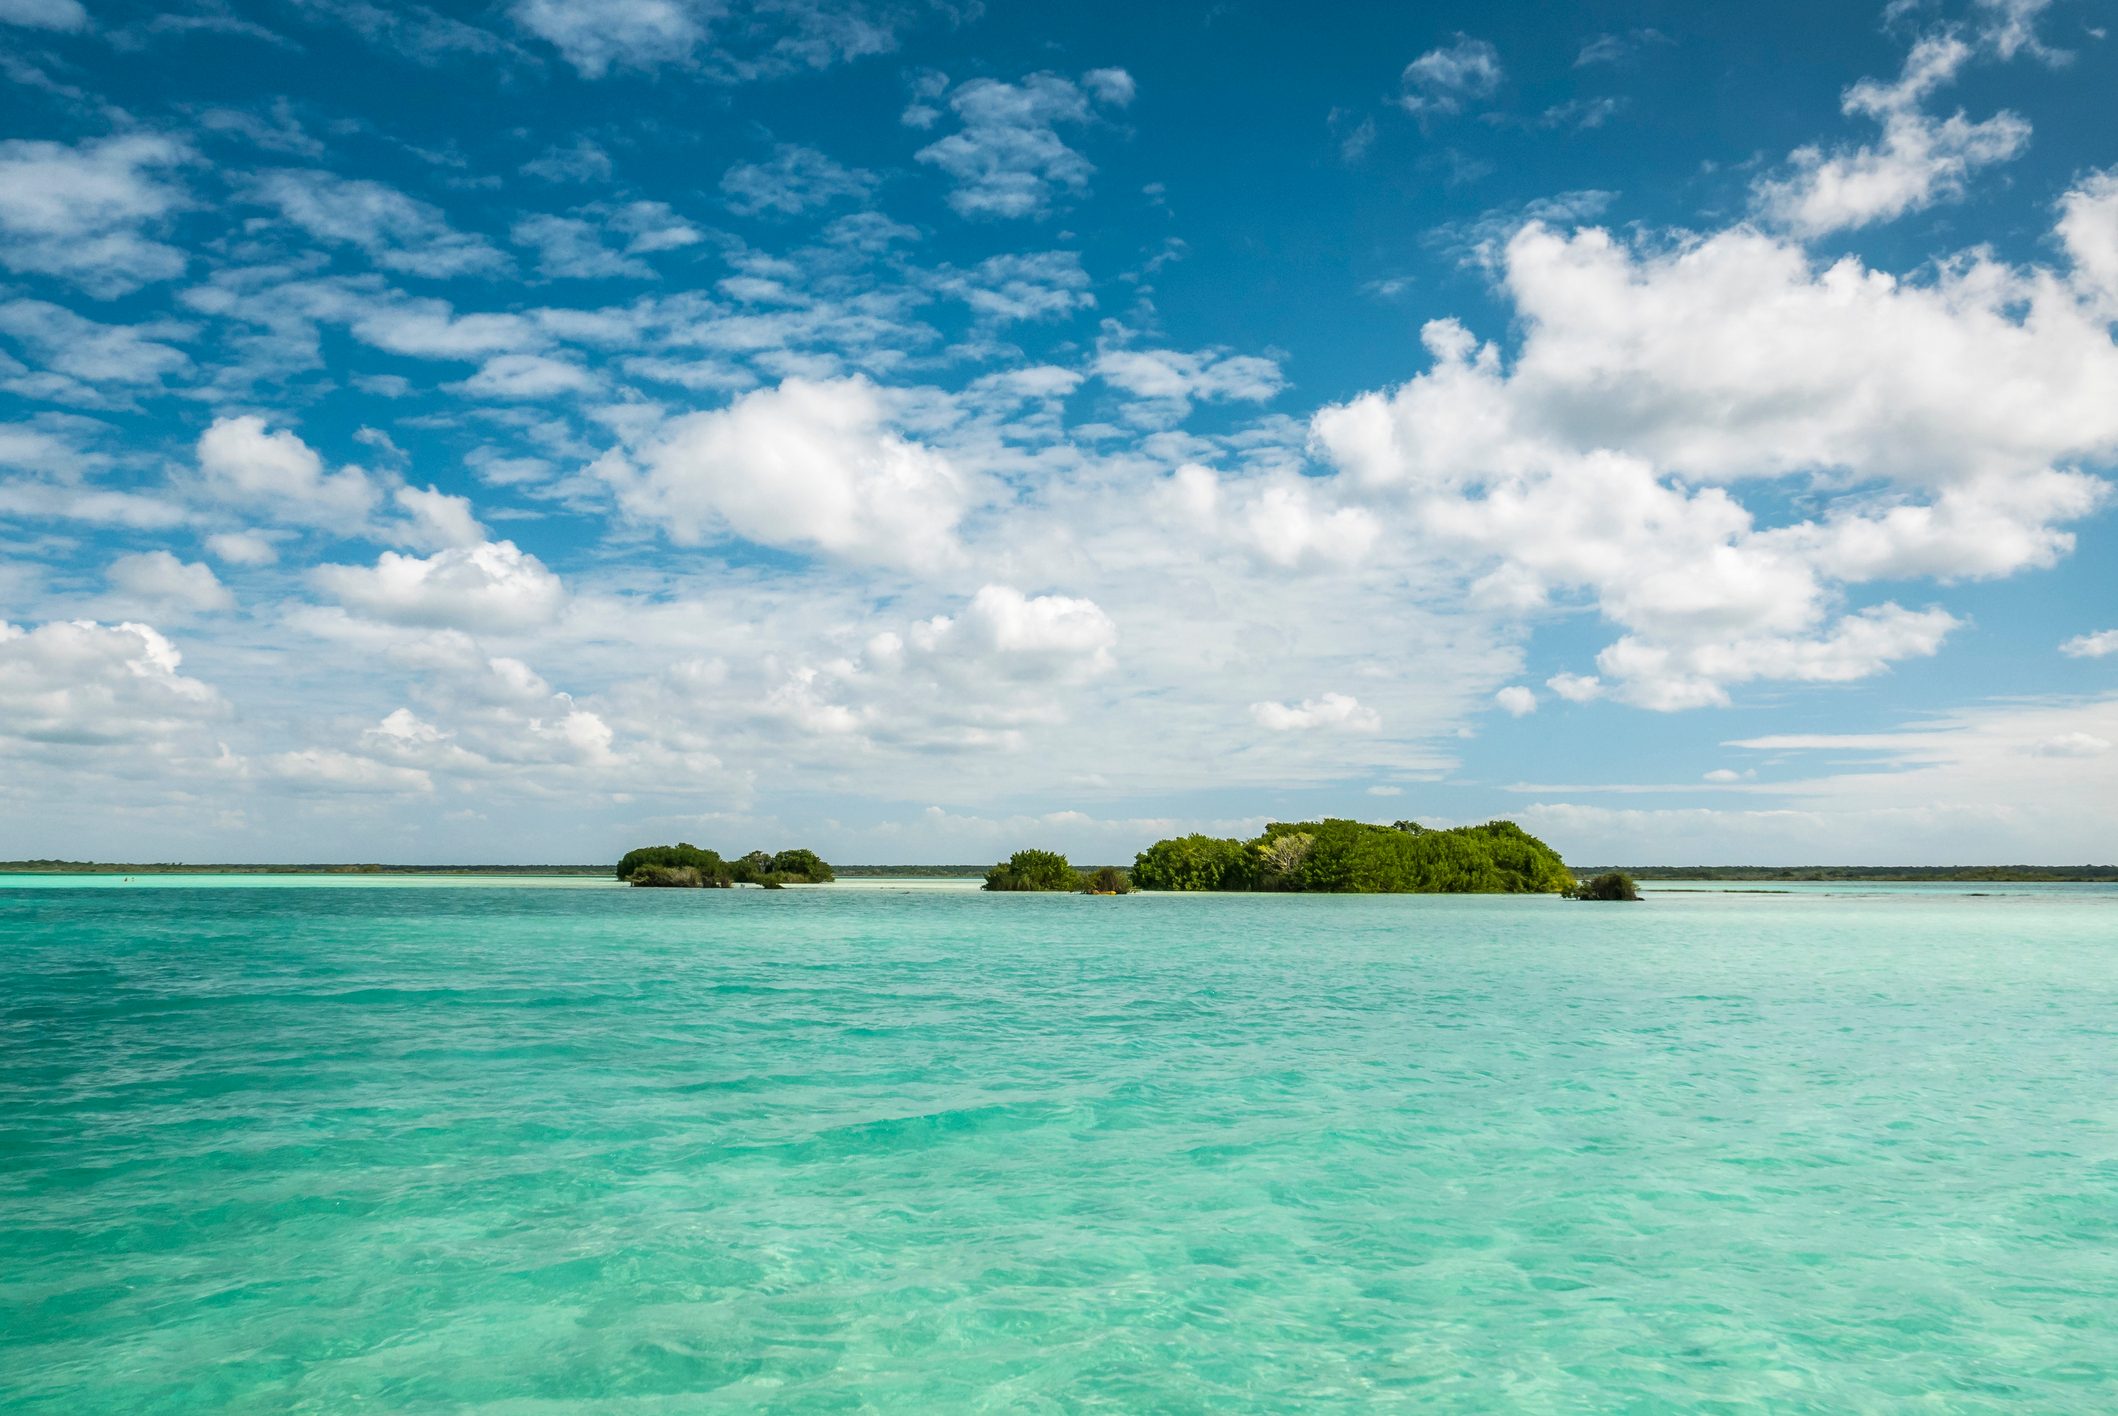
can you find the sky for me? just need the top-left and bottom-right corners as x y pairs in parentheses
(1, 0), (2116, 866)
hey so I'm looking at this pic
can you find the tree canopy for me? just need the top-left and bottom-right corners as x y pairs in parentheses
(617, 843), (833, 887)
(1130, 819), (1573, 894)
(984, 849), (1082, 892)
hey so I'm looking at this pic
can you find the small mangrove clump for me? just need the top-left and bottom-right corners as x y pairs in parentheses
(983, 849), (1081, 892)
(617, 842), (834, 888)
(1566, 872), (1642, 901)
(1084, 866), (1131, 895)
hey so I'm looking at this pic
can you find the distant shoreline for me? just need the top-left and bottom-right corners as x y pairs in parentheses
(4, 861), (2116, 881)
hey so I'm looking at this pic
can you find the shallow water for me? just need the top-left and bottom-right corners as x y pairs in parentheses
(3, 880), (2115, 1412)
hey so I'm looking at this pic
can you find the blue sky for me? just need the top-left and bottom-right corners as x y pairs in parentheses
(2, 0), (2116, 865)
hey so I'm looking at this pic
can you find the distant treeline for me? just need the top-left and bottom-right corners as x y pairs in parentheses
(832, 865), (990, 878)
(1584, 865), (2118, 882)
(0, 860), (608, 875)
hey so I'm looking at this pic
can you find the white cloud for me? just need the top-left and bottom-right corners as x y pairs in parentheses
(2061, 629), (2118, 659)
(196, 415), (380, 526)
(914, 72), (1124, 219)
(511, 213), (654, 279)
(1094, 344), (1285, 420)
(205, 531), (279, 566)
(313, 540), (567, 632)
(107, 551), (235, 614)
(392, 484), (486, 550)
(1251, 692), (1381, 732)
(721, 145), (876, 217)
(2059, 169), (2118, 311)
(1309, 215), (2118, 708)
(901, 585), (1117, 682)
(510, 0), (707, 76)
(1495, 685), (1536, 716)
(1399, 36), (1502, 116)
(266, 747), (433, 794)
(1754, 34), (2028, 236)
(452, 352), (598, 399)
(0, 0), (88, 30)
(0, 134), (191, 297)
(0, 299), (191, 403)
(596, 375), (965, 570)
(0, 619), (223, 747)
(1168, 464), (1377, 570)
(242, 169), (510, 278)
(936, 251), (1094, 322)
(1547, 672), (1603, 703)
(1082, 67), (1135, 106)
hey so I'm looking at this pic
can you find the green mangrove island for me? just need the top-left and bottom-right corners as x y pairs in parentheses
(978, 819), (1594, 895)
(1129, 818), (1575, 893)
(616, 844), (834, 888)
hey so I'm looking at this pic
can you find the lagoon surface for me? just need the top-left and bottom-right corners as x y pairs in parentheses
(4, 878), (2115, 1412)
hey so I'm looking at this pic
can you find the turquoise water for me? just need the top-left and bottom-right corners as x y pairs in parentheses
(4, 880), (2115, 1412)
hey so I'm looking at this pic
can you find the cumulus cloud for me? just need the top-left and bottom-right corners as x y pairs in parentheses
(1167, 464), (1377, 570)
(1309, 211), (2118, 708)
(2061, 629), (2118, 659)
(0, 134), (192, 297)
(1495, 685), (1536, 716)
(106, 551), (235, 614)
(1399, 36), (1502, 116)
(0, 619), (223, 747)
(596, 375), (965, 570)
(196, 415), (380, 526)
(914, 71), (1129, 219)
(1250, 692), (1381, 732)
(242, 169), (509, 278)
(1754, 34), (2027, 236)
(895, 585), (1118, 682)
(392, 484), (486, 550)
(313, 540), (567, 632)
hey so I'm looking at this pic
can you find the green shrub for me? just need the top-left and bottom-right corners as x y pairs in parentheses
(1130, 834), (1251, 890)
(1567, 872), (1641, 901)
(627, 864), (704, 888)
(617, 843), (729, 886)
(1084, 866), (1130, 894)
(984, 849), (1081, 892)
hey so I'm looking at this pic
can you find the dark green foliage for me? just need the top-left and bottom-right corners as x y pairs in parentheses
(1130, 819), (1573, 894)
(768, 848), (835, 883)
(616, 843), (729, 885)
(984, 849), (1082, 892)
(619, 842), (834, 888)
(1129, 833), (1254, 891)
(1566, 872), (1641, 901)
(1084, 866), (1131, 894)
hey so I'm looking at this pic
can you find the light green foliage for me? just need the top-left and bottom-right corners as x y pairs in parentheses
(1129, 834), (1253, 891)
